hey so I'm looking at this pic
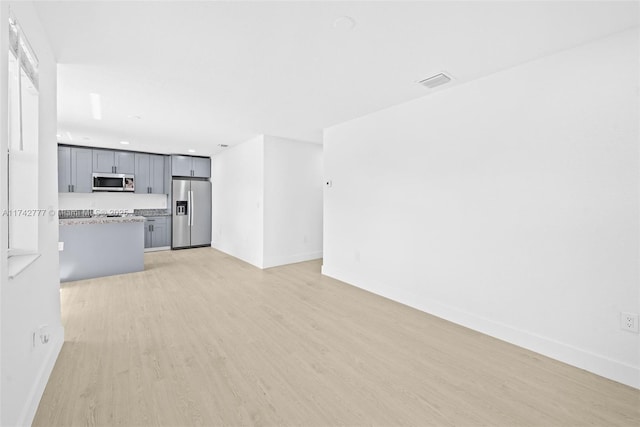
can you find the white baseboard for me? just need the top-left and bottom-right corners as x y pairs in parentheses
(263, 251), (323, 269)
(144, 246), (171, 253)
(210, 245), (264, 269)
(212, 244), (322, 270)
(321, 265), (640, 390)
(18, 325), (64, 426)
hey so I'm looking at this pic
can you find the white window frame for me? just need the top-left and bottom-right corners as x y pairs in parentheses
(6, 10), (40, 278)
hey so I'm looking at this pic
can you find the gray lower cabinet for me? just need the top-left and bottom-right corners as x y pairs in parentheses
(135, 153), (165, 194)
(59, 220), (144, 282)
(171, 155), (210, 178)
(58, 146), (93, 193)
(144, 216), (170, 248)
(93, 149), (135, 174)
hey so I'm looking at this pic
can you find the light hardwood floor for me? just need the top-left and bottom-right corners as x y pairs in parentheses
(34, 248), (639, 426)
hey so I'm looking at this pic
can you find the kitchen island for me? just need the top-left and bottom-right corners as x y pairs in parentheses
(59, 216), (145, 282)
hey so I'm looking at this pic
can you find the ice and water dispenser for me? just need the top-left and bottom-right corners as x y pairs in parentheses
(176, 200), (188, 216)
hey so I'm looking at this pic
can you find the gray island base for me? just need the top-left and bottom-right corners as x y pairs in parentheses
(59, 217), (145, 282)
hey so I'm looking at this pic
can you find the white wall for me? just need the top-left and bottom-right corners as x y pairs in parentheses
(0, 2), (64, 425)
(263, 136), (323, 268)
(59, 192), (167, 211)
(211, 136), (265, 267)
(211, 135), (323, 269)
(323, 29), (639, 388)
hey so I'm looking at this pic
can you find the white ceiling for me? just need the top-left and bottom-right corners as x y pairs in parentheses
(34, 1), (639, 156)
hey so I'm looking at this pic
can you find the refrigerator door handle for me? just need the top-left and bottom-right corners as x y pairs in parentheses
(189, 190), (194, 226)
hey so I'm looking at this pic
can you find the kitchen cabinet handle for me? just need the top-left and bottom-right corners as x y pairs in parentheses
(71, 184), (74, 192)
(68, 184), (71, 192)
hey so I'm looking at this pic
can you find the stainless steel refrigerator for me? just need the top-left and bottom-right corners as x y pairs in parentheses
(172, 178), (211, 249)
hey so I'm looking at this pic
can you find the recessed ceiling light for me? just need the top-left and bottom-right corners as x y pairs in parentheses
(56, 134), (62, 138)
(127, 115), (141, 120)
(187, 149), (196, 153)
(120, 141), (130, 145)
(90, 93), (102, 120)
(333, 16), (356, 31)
(418, 73), (452, 89)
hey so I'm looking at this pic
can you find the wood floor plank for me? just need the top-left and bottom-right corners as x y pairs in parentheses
(33, 248), (639, 426)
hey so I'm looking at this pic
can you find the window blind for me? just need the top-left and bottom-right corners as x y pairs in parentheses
(8, 11), (38, 90)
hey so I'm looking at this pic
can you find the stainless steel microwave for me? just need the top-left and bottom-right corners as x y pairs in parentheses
(92, 173), (135, 192)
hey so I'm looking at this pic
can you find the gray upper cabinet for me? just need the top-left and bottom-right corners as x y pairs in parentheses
(93, 149), (135, 174)
(58, 146), (72, 192)
(92, 149), (114, 173)
(171, 155), (192, 177)
(135, 153), (166, 194)
(171, 155), (211, 178)
(73, 148), (94, 192)
(134, 154), (150, 194)
(192, 157), (211, 178)
(115, 152), (135, 174)
(58, 146), (93, 193)
(150, 155), (165, 193)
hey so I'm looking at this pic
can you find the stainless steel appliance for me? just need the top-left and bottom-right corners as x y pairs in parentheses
(172, 178), (211, 249)
(92, 173), (135, 192)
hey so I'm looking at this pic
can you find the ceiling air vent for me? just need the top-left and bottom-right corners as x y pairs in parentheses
(418, 73), (451, 89)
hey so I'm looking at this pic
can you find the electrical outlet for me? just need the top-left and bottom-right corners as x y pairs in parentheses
(32, 325), (50, 348)
(620, 312), (639, 333)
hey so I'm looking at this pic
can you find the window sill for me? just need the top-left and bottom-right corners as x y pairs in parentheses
(8, 250), (41, 280)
